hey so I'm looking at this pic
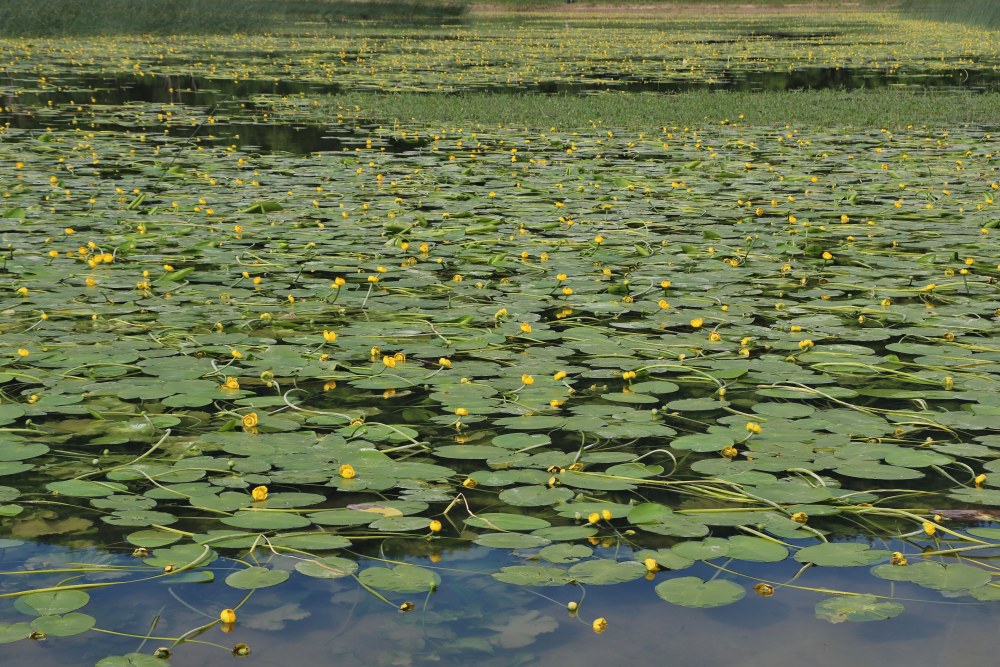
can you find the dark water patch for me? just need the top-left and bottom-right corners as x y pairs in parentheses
(2, 73), (341, 109)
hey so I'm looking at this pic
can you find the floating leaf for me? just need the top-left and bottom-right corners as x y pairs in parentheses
(655, 577), (745, 608)
(795, 543), (890, 567)
(358, 565), (440, 593)
(225, 566), (290, 590)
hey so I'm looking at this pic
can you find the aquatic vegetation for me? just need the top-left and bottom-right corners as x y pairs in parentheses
(0, 8), (999, 665)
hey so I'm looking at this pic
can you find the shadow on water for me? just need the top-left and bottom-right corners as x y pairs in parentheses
(3, 63), (998, 111)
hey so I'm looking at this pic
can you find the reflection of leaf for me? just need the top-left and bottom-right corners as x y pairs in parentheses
(487, 610), (557, 649)
(10, 516), (93, 539)
(243, 602), (310, 631)
(815, 595), (904, 623)
(23, 552), (129, 581)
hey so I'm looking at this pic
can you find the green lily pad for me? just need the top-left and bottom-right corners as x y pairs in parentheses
(492, 565), (573, 587)
(358, 565), (440, 593)
(795, 543), (890, 567)
(295, 556), (359, 579)
(220, 511), (312, 530)
(225, 566), (290, 590)
(29, 613), (96, 636)
(15, 590), (90, 616)
(655, 577), (745, 608)
(567, 559), (645, 585)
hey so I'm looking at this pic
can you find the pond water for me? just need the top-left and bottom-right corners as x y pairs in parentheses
(1, 10), (1000, 666)
(4, 537), (1000, 666)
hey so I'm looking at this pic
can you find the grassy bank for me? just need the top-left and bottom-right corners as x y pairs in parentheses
(319, 90), (1000, 129)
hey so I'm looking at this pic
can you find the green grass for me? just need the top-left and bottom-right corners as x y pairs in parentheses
(0, 0), (466, 36)
(320, 90), (1000, 129)
(900, 0), (1000, 27)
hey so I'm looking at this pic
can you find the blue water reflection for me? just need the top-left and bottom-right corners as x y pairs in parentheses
(3, 538), (997, 666)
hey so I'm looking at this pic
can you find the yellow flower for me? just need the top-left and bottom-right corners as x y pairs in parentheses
(822, 251), (833, 260)
(383, 355), (396, 368)
(721, 445), (738, 460)
(791, 512), (809, 524)
(241, 413), (259, 429)
(339, 464), (356, 479)
(230, 349), (243, 359)
(521, 374), (534, 385)
(798, 339), (814, 350)
(554, 371), (567, 381)
(439, 357), (452, 368)
(429, 520), (442, 533)
(323, 329), (337, 342)
(890, 552), (908, 566)
(922, 521), (936, 536)
(754, 583), (775, 597)
(462, 478), (478, 489)
(323, 381), (337, 391)
(587, 512), (601, 524)
(881, 298), (891, 307)
(644, 557), (660, 572)
(17, 348), (29, 357)
(601, 509), (612, 521)
(519, 322), (532, 334)
(592, 617), (607, 634)
(251, 486), (268, 501)
(708, 332), (722, 342)
(220, 609), (236, 624)
(221, 377), (240, 390)
(658, 299), (670, 309)
(975, 473), (987, 487)
(746, 422), (762, 434)
(690, 318), (704, 328)
(455, 408), (469, 417)
(594, 235), (605, 244)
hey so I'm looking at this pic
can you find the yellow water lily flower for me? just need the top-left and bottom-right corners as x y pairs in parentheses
(251, 486), (268, 502)
(221, 377), (240, 390)
(339, 464), (356, 479)
(592, 617), (607, 634)
(220, 609), (236, 624)
(323, 329), (337, 342)
(241, 413), (258, 429)
(429, 520), (442, 533)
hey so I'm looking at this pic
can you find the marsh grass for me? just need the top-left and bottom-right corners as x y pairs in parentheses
(0, 0), (466, 36)
(321, 90), (1000, 129)
(900, 0), (1000, 27)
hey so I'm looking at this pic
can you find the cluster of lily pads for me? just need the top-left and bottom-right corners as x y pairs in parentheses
(0, 11), (999, 666)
